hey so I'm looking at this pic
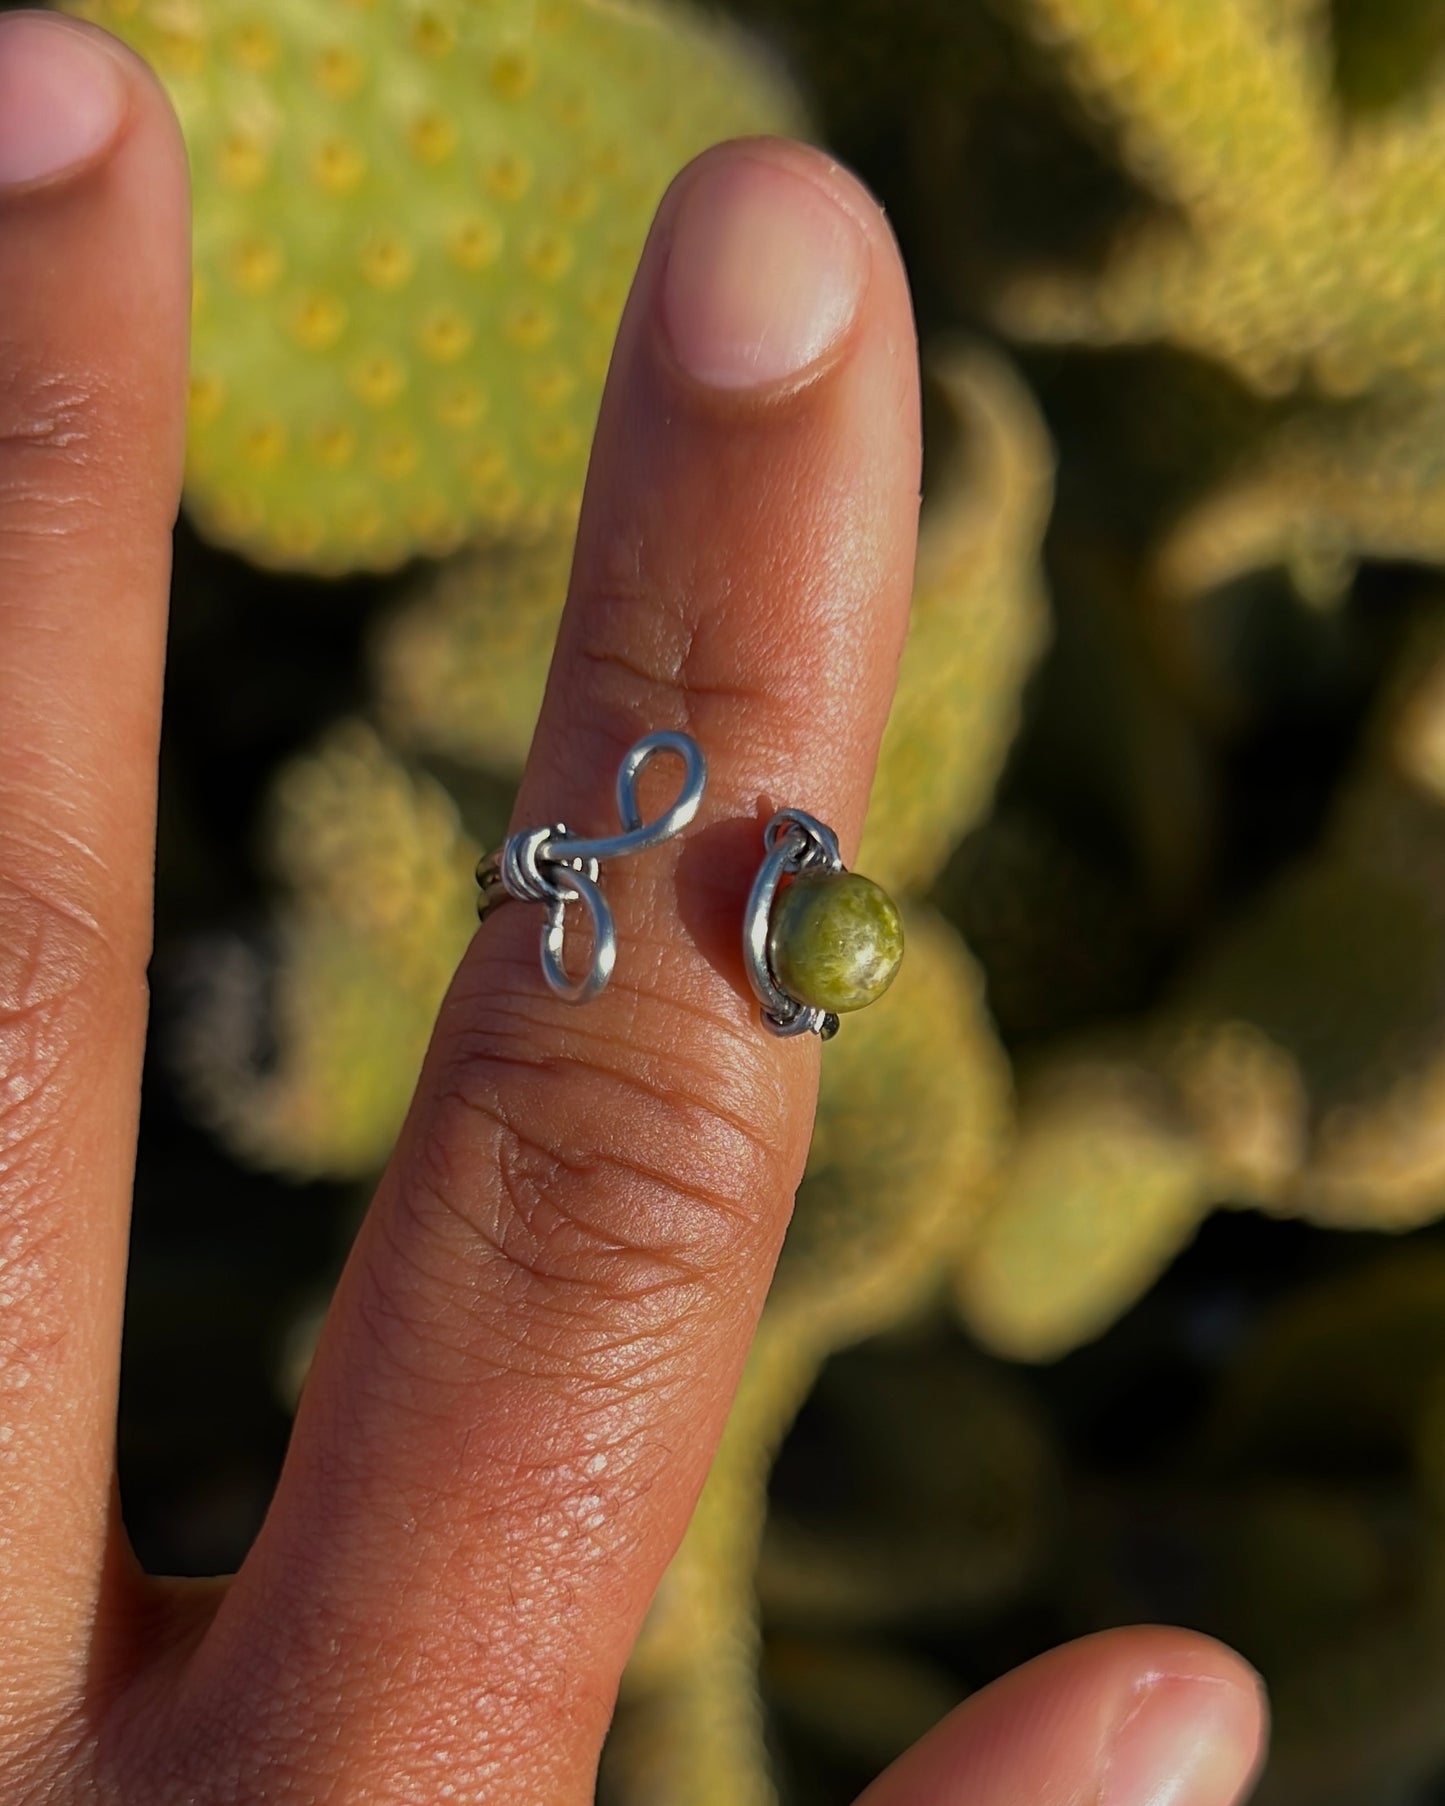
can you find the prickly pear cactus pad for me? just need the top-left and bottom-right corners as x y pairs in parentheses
(858, 348), (1054, 895)
(175, 722), (484, 1175)
(1155, 395), (1445, 609)
(62, 0), (798, 573)
(375, 530), (574, 771)
(999, 0), (1445, 398)
(955, 1053), (1214, 1361)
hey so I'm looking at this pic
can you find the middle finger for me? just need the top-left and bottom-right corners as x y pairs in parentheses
(179, 137), (919, 1801)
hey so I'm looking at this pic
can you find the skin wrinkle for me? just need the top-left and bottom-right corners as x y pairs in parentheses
(3, 801), (118, 874)
(577, 638), (769, 712)
(396, 1123), (737, 1341)
(571, 460), (872, 741)
(323, 1235), (704, 1574)
(367, 1173), (713, 1402)
(431, 989), (791, 1184)
(0, 799), (149, 976)
(452, 1064), (777, 1235)
(0, 909), (125, 1243)
(465, 1285), (708, 1393)
(442, 983), (769, 1117)
(0, 365), (112, 544)
(355, 1166), (717, 1428)
(356, 1240), (703, 1415)
(349, 1268), (685, 1429)
(0, 866), (108, 953)
(0, 729), (119, 799)
(0, 363), (97, 455)
(435, 937), (794, 1161)
(427, 1068), (780, 1261)
(0, 492), (107, 546)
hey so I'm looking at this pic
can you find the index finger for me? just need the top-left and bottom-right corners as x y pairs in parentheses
(198, 138), (919, 1801)
(0, 9), (187, 1703)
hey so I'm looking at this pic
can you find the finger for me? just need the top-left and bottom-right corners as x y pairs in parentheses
(857, 1627), (1267, 1806)
(0, 11), (188, 1694)
(198, 139), (919, 1796)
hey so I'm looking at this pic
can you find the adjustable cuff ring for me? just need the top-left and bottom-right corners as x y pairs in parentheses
(476, 729), (707, 1003)
(743, 810), (904, 1040)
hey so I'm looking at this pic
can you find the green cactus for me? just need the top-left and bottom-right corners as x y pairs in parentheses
(858, 347), (1054, 895)
(1166, 774), (1445, 1230)
(177, 721), (485, 1175)
(953, 1049), (1215, 1361)
(1154, 396), (1445, 610)
(1195, 1254), (1445, 1806)
(374, 529), (574, 772)
(757, 1341), (1056, 1633)
(769, 909), (1013, 1345)
(64, 0), (798, 573)
(941, 807), (1156, 1043)
(760, 1635), (962, 1782)
(1208, 1250), (1445, 1469)
(998, 0), (1445, 399)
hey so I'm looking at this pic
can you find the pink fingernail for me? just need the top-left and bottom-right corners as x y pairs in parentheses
(0, 13), (127, 191)
(1104, 1674), (1264, 1806)
(662, 151), (870, 390)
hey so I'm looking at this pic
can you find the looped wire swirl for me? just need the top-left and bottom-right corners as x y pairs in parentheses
(477, 730), (707, 1003)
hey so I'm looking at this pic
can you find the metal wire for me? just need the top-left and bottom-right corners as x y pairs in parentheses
(742, 808), (845, 1041)
(476, 730), (707, 1003)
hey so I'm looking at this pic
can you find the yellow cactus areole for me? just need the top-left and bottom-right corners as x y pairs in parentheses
(64, 0), (798, 573)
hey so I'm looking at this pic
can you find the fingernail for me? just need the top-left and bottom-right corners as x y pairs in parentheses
(662, 152), (870, 390)
(0, 13), (127, 191)
(1104, 1675), (1263, 1806)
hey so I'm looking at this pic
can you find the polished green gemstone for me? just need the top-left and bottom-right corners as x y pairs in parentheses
(768, 870), (904, 1014)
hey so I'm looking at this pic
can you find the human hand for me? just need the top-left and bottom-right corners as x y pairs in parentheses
(0, 10), (1268, 1802)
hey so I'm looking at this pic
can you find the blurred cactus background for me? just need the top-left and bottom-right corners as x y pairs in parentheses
(23, 0), (1445, 1798)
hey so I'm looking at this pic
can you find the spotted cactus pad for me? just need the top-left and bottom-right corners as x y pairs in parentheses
(65, 0), (797, 572)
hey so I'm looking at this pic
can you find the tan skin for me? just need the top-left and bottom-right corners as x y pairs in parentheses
(0, 12), (1268, 1803)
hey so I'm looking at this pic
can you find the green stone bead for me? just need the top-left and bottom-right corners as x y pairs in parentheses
(768, 871), (905, 1014)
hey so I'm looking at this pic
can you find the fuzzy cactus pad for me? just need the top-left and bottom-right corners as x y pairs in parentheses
(64, 0), (798, 572)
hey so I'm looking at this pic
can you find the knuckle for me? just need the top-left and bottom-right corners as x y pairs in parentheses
(384, 984), (794, 1379)
(573, 535), (777, 725)
(422, 1073), (757, 1301)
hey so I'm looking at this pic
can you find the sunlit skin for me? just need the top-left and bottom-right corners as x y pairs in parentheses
(0, 11), (1267, 1802)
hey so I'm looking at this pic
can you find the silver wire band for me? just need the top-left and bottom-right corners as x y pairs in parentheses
(742, 808), (844, 1040)
(476, 730), (707, 1003)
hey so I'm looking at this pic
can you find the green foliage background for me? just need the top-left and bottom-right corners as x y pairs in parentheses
(33, 0), (1445, 1799)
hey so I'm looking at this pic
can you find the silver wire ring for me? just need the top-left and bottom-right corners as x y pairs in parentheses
(477, 730), (707, 1002)
(743, 808), (845, 1041)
